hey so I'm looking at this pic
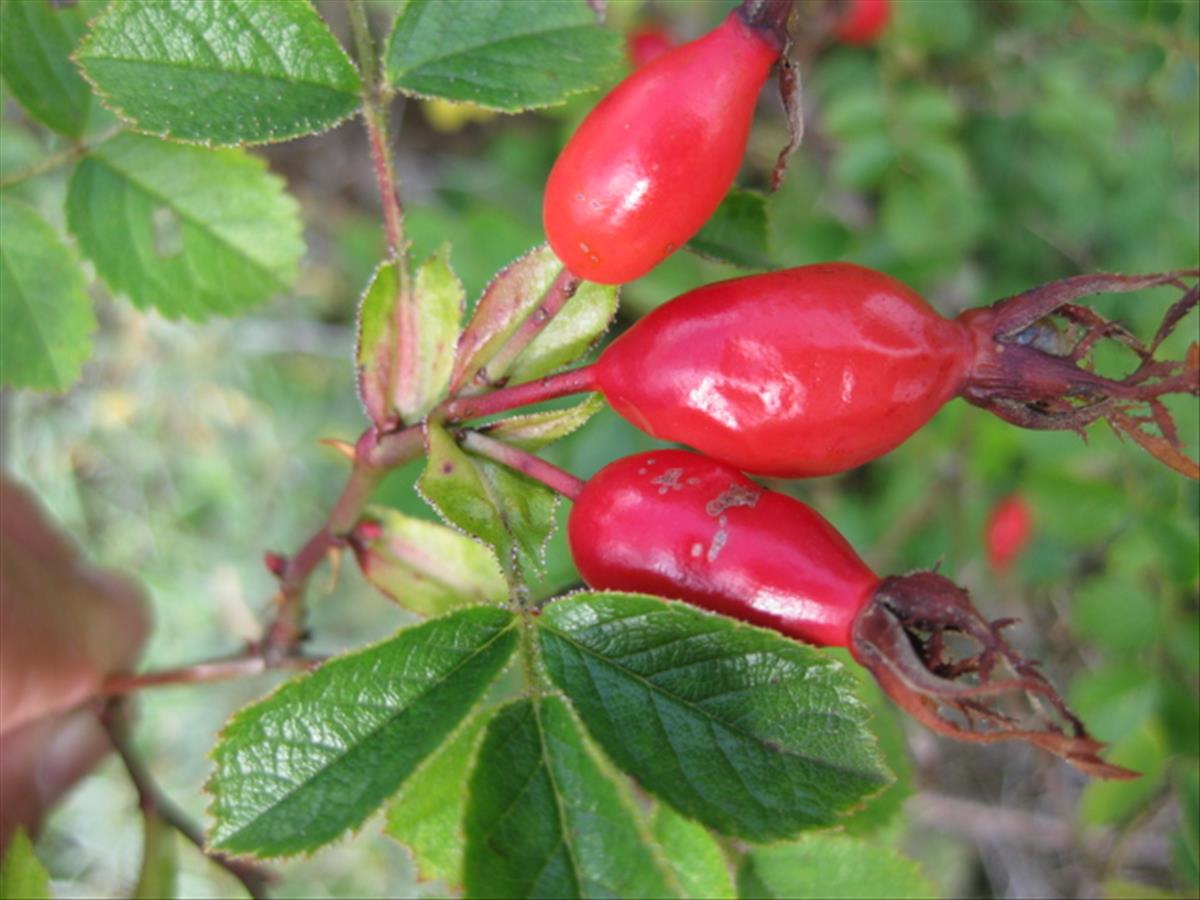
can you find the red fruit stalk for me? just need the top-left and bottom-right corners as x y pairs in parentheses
(445, 264), (1200, 479)
(835, 0), (891, 45)
(569, 450), (1135, 779)
(544, 1), (787, 284)
(986, 495), (1034, 572)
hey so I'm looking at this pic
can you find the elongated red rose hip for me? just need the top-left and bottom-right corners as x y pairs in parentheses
(543, 5), (784, 284)
(568, 449), (1135, 778)
(445, 263), (1198, 479)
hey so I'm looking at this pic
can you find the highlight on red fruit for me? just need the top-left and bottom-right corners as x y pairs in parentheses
(568, 449), (1135, 778)
(543, 6), (784, 284)
(986, 494), (1034, 572)
(626, 23), (675, 69)
(836, 0), (891, 45)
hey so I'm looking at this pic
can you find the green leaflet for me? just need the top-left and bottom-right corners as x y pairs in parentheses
(538, 592), (891, 841)
(386, 0), (622, 112)
(463, 696), (674, 899)
(77, 0), (361, 145)
(737, 835), (936, 899)
(207, 607), (517, 857)
(67, 133), (302, 320)
(651, 806), (735, 900)
(0, 0), (111, 137)
(0, 200), (96, 391)
(385, 709), (492, 886)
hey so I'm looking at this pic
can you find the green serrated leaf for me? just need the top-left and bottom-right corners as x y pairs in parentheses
(463, 696), (674, 899)
(652, 806), (735, 900)
(385, 708), (492, 886)
(483, 394), (605, 451)
(0, 828), (51, 900)
(419, 423), (559, 576)
(687, 190), (774, 270)
(385, 0), (623, 112)
(538, 593), (891, 841)
(133, 809), (178, 900)
(737, 835), (935, 899)
(207, 606), (517, 858)
(401, 246), (464, 420)
(355, 506), (508, 615)
(0, 0), (109, 137)
(66, 133), (302, 320)
(0, 199), (96, 391)
(76, 0), (361, 145)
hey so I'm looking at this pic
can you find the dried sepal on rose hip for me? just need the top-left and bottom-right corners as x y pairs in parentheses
(567, 449), (1136, 779)
(544, 0), (794, 284)
(447, 264), (1200, 480)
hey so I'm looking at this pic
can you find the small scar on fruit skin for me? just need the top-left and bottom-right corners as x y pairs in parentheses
(441, 462), (455, 474)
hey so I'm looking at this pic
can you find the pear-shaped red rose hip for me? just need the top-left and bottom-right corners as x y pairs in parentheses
(544, 4), (785, 284)
(568, 449), (1135, 779)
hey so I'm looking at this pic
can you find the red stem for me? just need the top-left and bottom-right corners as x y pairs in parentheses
(363, 104), (404, 259)
(460, 431), (585, 500)
(101, 702), (275, 898)
(442, 366), (599, 423)
(100, 653), (324, 697)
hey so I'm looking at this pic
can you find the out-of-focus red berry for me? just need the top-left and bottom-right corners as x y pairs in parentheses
(836, 0), (891, 45)
(985, 494), (1034, 571)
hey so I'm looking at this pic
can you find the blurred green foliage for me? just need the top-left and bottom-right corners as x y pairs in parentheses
(5, 0), (1198, 897)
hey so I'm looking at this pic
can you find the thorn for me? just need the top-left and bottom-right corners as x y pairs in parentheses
(325, 546), (343, 593)
(264, 552), (287, 578)
(354, 519), (384, 542)
(318, 438), (356, 462)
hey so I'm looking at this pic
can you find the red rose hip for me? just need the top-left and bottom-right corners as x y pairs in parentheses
(568, 449), (1135, 779)
(544, 9), (782, 284)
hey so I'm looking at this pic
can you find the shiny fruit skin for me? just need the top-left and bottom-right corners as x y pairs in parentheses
(593, 263), (973, 477)
(986, 494), (1034, 571)
(544, 12), (780, 285)
(568, 450), (878, 649)
(836, 0), (891, 45)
